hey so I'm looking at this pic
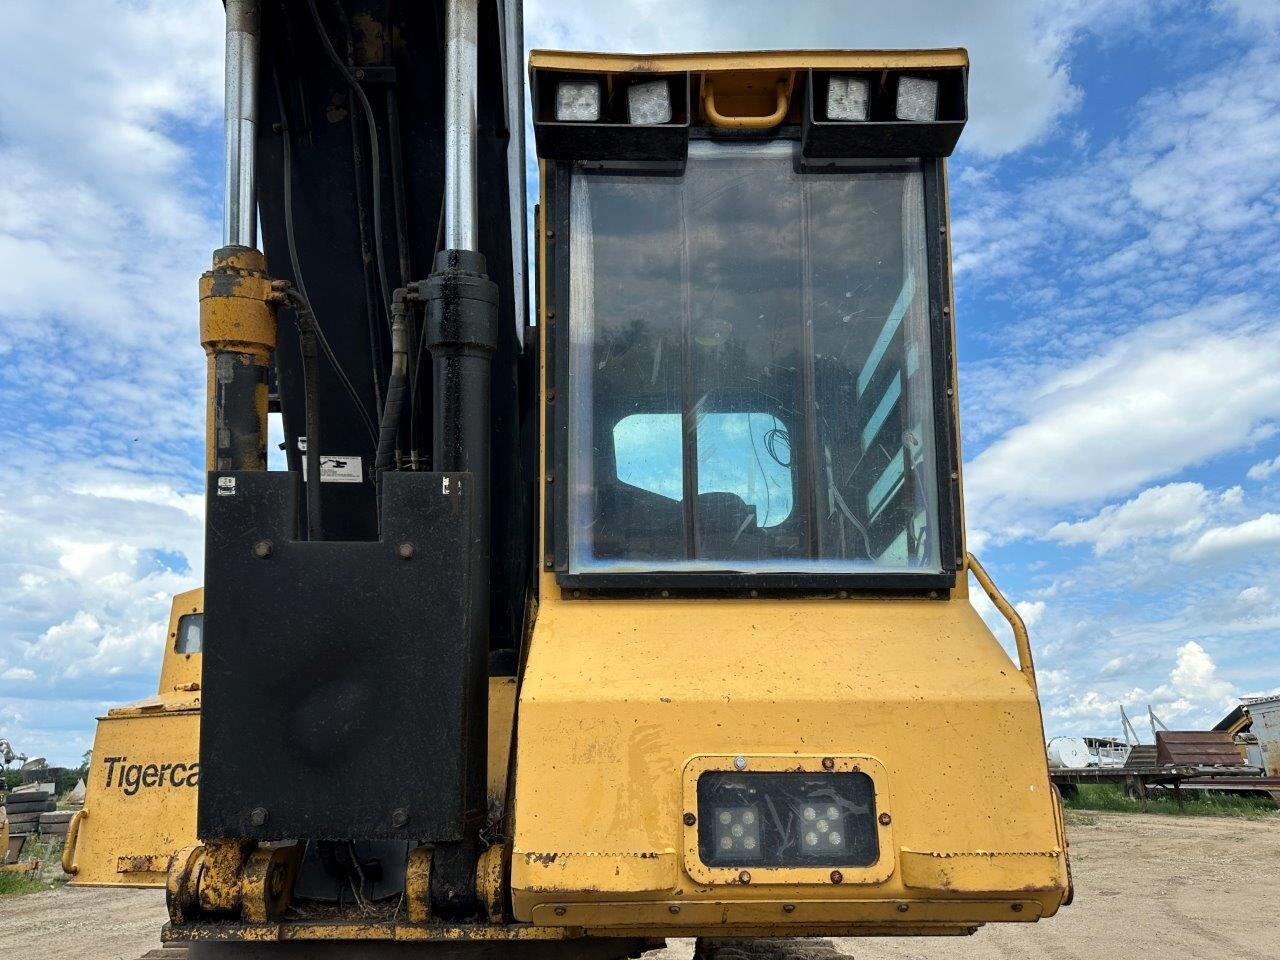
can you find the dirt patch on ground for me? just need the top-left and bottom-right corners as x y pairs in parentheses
(2, 812), (1275, 960)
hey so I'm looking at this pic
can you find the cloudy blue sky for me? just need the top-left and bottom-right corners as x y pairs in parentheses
(1, 0), (1278, 766)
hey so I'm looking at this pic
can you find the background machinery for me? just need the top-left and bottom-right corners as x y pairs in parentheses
(92, 0), (1072, 955)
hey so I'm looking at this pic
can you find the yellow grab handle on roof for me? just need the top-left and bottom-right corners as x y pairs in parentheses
(702, 76), (791, 129)
(967, 553), (1038, 692)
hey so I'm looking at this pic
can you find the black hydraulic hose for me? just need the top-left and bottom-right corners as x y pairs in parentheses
(305, 0), (394, 331)
(273, 65), (379, 446)
(289, 293), (325, 541)
(375, 291), (413, 477)
(387, 85), (419, 461)
(386, 87), (412, 288)
(347, 100), (386, 416)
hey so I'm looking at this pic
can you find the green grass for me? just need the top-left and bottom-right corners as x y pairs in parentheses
(1062, 782), (1279, 819)
(0, 869), (48, 896)
(0, 836), (67, 895)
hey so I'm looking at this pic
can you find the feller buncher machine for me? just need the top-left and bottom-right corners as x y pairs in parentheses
(65, 0), (1072, 955)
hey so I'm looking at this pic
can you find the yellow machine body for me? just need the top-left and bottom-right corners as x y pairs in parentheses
(506, 48), (1069, 939)
(154, 45), (1068, 949)
(510, 595), (1067, 936)
(63, 588), (204, 886)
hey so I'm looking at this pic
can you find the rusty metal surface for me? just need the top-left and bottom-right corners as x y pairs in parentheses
(157, 934), (660, 960)
(1155, 731), (1246, 767)
(1123, 745), (1158, 768)
(163, 921), (586, 943)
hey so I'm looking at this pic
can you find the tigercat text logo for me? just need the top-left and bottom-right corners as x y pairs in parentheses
(102, 756), (200, 796)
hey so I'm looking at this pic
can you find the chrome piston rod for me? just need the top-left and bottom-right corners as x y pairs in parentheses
(444, 0), (479, 252)
(501, 0), (528, 341)
(224, 0), (260, 248)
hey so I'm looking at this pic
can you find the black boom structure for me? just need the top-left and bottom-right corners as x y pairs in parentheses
(256, 0), (533, 658)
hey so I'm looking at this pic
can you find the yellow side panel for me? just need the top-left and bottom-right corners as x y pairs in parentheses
(66, 709), (200, 887)
(488, 675), (517, 807)
(510, 596), (1068, 929)
(158, 586), (203, 694)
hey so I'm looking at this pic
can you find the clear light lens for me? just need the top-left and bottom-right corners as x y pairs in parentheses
(712, 806), (762, 860)
(829, 831), (843, 846)
(896, 76), (939, 122)
(555, 80), (601, 122)
(627, 79), (672, 125)
(802, 806), (817, 821)
(804, 831), (819, 847)
(827, 75), (869, 121)
(826, 806), (840, 820)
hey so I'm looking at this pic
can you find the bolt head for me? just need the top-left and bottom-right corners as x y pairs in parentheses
(668, 904), (681, 915)
(249, 806), (268, 826)
(897, 902), (909, 913)
(397, 542), (415, 560)
(1011, 902), (1024, 913)
(554, 906), (567, 917)
(879, 812), (892, 826)
(391, 807), (409, 827)
(830, 870), (844, 884)
(821, 757), (835, 771)
(782, 903), (795, 914)
(252, 540), (273, 559)
(733, 755), (748, 771)
(737, 870), (751, 884)
(683, 812), (696, 826)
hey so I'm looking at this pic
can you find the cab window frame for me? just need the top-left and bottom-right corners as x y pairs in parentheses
(542, 129), (961, 595)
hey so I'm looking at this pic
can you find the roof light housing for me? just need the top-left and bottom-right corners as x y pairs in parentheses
(532, 68), (691, 162)
(803, 67), (967, 160)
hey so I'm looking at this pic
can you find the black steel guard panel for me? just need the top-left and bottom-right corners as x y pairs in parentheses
(198, 470), (475, 842)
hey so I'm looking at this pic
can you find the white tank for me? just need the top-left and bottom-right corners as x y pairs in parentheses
(1046, 737), (1090, 769)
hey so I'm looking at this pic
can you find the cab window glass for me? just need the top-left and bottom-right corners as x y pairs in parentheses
(568, 142), (939, 575)
(613, 412), (794, 528)
(175, 613), (203, 654)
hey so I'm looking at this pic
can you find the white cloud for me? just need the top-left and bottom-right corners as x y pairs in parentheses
(1174, 512), (1280, 561)
(1248, 454), (1280, 480)
(1047, 641), (1240, 732)
(967, 304), (1280, 527)
(1166, 641), (1237, 704)
(1099, 653), (1142, 678)
(1218, 0), (1280, 30)
(0, 2), (218, 762)
(1048, 482), (1213, 554)
(1016, 599), (1047, 629)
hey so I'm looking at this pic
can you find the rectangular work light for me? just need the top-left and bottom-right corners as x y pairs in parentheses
(555, 80), (602, 122)
(826, 75), (870, 121)
(627, 79), (673, 125)
(896, 75), (939, 121)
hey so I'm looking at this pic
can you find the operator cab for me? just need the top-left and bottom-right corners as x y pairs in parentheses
(536, 57), (963, 592)
(515, 50), (1069, 936)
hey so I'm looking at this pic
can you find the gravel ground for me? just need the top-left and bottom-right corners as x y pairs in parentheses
(2, 811), (1275, 960)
